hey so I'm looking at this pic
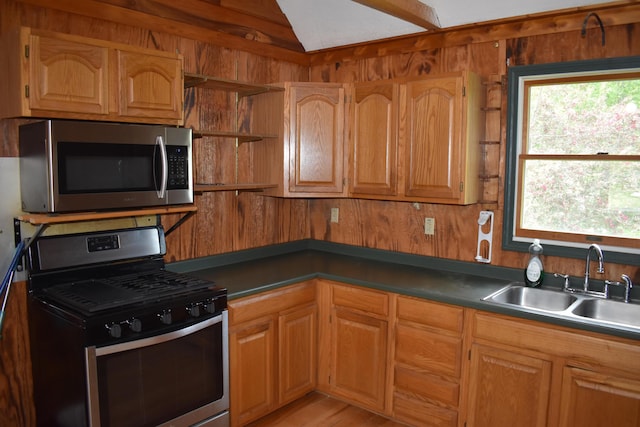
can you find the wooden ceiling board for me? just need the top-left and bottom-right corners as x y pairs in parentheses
(352, 0), (441, 30)
(218, 0), (291, 26)
(98, 0), (304, 52)
(19, 0), (310, 64)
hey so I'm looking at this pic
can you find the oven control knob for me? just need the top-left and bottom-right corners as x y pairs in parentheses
(187, 304), (201, 318)
(127, 318), (142, 333)
(158, 310), (172, 325)
(204, 300), (216, 314)
(106, 323), (122, 339)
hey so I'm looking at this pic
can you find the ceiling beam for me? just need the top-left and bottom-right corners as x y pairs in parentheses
(351, 0), (440, 30)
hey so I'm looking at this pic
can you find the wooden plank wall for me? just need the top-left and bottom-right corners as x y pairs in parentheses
(308, 16), (640, 282)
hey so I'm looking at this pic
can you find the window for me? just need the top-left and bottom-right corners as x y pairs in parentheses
(504, 57), (640, 265)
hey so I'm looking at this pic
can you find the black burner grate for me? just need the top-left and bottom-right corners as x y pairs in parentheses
(43, 270), (214, 313)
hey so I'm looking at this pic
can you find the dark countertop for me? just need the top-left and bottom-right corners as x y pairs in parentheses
(168, 240), (640, 341)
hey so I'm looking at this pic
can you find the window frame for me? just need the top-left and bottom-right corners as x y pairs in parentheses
(503, 56), (640, 266)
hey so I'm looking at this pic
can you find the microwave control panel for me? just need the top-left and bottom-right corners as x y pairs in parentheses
(167, 146), (189, 189)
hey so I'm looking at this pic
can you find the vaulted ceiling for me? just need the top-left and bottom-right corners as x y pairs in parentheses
(276, 0), (622, 51)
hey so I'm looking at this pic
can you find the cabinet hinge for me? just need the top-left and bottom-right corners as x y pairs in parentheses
(24, 44), (29, 58)
(460, 181), (464, 193)
(462, 85), (466, 97)
(25, 85), (29, 98)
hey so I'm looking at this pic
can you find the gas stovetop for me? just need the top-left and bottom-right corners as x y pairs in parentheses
(27, 226), (226, 345)
(42, 269), (217, 314)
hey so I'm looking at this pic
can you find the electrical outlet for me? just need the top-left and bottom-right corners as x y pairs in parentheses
(424, 217), (435, 235)
(331, 207), (339, 223)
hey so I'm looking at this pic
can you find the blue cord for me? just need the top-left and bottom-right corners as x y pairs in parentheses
(0, 239), (26, 339)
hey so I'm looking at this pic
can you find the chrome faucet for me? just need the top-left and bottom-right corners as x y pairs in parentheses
(583, 243), (604, 292)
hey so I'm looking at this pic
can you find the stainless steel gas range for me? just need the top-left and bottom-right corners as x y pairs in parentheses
(26, 226), (229, 427)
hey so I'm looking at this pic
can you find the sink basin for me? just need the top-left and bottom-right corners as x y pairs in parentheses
(571, 299), (640, 328)
(485, 285), (578, 312)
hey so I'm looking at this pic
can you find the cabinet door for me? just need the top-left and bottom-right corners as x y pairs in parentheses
(403, 76), (463, 201)
(278, 304), (317, 405)
(329, 307), (388, 412)
(349, 81), (398, 197)
(116, 50), (183, 121)
(559, 366), (640, 427)
(229, 316), (276, 426)
(286, 84), (346, 195)
(466, 344), (552, 427)
(29, 34), (109, 115)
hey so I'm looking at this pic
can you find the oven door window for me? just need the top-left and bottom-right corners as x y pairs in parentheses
(88, 317), (225, 427)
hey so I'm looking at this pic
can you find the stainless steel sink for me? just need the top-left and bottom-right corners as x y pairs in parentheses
(570, 298), (640, 327)
(484, 285), (578, 312)
(484, 283), (640, 332)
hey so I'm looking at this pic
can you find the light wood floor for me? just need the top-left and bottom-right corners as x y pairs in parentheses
(246, 392), (408, 427)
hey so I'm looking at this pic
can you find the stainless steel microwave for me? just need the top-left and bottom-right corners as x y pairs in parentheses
(19, 120), (193, 213)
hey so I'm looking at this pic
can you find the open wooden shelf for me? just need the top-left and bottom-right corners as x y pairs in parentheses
(184, 73), (284, 97)
(17, 205), (197, 225)
(191, 129), (278, 142)
(194, 183), (277, 193)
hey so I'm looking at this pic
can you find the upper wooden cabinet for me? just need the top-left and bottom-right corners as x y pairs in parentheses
(0, 27), (183, 125)
(348, 72), (483, 205)
(252, 82), (348, 197)
(402, 73), (482, 204)
(349, 81), (399, 197)
(115, 50), (183, 122)
(27, 33), (109, 116)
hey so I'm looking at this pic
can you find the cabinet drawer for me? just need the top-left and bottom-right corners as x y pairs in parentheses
(332, 283), (388, 317)
(393, 392), (457, 427)
(395, 324), (462, 378)
(397, 296), (463, 334)
(395, 366), (459, 408)
(229, 282), (316, 324)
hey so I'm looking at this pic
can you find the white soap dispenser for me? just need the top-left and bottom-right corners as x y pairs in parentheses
(524, 239), (544, 288)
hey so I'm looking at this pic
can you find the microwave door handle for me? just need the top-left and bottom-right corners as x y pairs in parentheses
(156, 135), (168, 199)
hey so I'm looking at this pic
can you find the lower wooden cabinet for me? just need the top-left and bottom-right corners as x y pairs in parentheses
(468, 310), (640, 427)
(393, 296), (465, 427)
(229, 315), (276, 425)
(330, 306), (388, 410)
(278, 304), (317, 405)
(228, 281), (317, 426)
(466, 344), (552, 427)
(318, 280), (390, 414)
(558, 366), (640, 427)
(228, 280), (640, 427)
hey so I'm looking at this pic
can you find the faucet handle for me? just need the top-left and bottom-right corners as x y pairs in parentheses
(554, 273), (571, 291)
(607, 275), (634, 303)
(620, 274), (633, 303)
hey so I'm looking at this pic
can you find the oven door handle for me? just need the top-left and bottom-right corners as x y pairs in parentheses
(155, 135), (168, 199)
(92, 313), (223, 356)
